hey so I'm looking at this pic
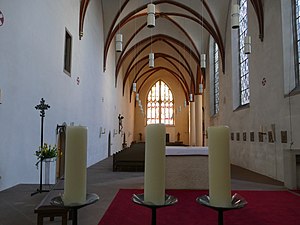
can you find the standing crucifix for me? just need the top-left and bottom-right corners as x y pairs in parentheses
(31, 98), (50, 196)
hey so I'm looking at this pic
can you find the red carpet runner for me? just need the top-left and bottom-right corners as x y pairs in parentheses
(98, 189), (300, 225)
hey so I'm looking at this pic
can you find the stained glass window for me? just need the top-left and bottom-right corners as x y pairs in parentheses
(239, 0), (250, 105)
(213, 42), (220, 114)
(147, 80), (174, 125)
(294, 0), (300, 86)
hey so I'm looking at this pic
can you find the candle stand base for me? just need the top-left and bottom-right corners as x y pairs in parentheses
(51, 193), (99, 225)
(31, 189), (50, 196)
(31, 159), (52, 196)
(196, 193), (247, 225)
(132, 193), (178, 225)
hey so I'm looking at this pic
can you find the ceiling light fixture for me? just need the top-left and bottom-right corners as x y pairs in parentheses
(149, 52), (155, 68)
(147, 3), (155, 28)
(201, 1), (206, 69)
(148, 1), (155, 68)
(201, 54), (206, 68)
(116, 0), (123, 52)
(133, 82), (137, 92)
(199, 83), (203, 94)
(116, 33), (123, 52)
(231, 4), (240, 29)
(244, 35), (251, 54)
(189, 93), (193, 102)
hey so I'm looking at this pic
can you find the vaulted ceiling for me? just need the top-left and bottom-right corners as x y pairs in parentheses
(79, 0), (263, 101)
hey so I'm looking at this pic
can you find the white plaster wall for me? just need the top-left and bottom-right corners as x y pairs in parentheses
(206, 0), (300, 182)
(0, 0), (132, 191)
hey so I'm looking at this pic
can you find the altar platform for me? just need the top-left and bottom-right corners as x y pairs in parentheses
(165, 146), (208, 189)
(113, 144), (209, 189)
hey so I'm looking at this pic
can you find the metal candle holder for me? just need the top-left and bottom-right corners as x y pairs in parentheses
(132, 193), (178, 225)
(196, 193), (247, 225)
(51, 193), (99, 225)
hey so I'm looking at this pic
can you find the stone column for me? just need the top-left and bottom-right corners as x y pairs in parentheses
(189, 102), (196, 146)
(195, 94), (203, 146)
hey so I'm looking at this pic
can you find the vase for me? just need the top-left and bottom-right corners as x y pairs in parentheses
(44, 158), (53, 185)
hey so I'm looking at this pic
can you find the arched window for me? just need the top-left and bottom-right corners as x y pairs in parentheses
(293, 0), (300, 87)
(239, 0), (250, 105)
(213, 41), (220, 114)
(147, 80), (174, 125)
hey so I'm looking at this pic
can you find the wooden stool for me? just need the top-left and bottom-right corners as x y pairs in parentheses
(34, 187), (68, 225)
(34, 205), (68, 225)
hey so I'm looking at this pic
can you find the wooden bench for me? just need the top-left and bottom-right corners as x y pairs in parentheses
(34, 181), (69, 225)
(113, 143), (145, 172)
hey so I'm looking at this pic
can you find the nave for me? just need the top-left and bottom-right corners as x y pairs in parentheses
(0, 157), (284, 225)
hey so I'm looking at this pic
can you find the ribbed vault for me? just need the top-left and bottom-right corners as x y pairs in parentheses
(79, 0), (264, 98)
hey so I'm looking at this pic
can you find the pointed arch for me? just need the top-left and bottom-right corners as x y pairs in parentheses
(103, 0), (225, 72)
(79, 0), (90, 39)
(146, 80), (174, 125)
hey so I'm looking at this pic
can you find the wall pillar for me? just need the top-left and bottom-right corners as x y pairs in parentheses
(189, 102), (196, 146)
(195, 95), (203, 146)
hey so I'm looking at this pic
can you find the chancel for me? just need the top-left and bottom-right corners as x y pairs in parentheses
(1, 1), (300, 225)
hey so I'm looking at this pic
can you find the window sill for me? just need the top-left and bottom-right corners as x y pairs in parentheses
(64, 69), (71, 77)
(233, 103), (250, 112)
(210, 112), (219, 118)
(285, 86), (300, 97)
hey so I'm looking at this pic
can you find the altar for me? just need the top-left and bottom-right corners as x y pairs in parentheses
(165, 146), (209, 189)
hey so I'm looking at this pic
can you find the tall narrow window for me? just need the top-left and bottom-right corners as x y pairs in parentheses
(239, 0), (250, 105)
(64, 29), (72, 75)
(147, 80), (174, 125)
(213, 42), (220, 114)
(293, 0), (300, 86)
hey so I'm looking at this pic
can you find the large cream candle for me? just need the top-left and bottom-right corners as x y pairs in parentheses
(144, 124), (166, 205)
(63, 126), (87, 205)
(208, 126), (231, 207)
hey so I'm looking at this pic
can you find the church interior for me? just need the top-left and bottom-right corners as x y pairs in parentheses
(1, 0), (300, 224)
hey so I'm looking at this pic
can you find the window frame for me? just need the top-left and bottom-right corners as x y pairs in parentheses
(64, 28), (72, 76)
(146, 80), (174, 125)
(238, 0), (250, 106)
(292, 0), (300, 88)
(213, 41), (220, 114)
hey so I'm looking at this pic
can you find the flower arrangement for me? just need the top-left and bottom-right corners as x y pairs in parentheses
(35, 143), (57, 164)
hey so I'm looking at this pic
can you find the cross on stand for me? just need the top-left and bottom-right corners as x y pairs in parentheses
(31, 98), (50, 196)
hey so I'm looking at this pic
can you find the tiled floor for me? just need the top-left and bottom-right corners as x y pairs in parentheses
(0, 156), (285, 225)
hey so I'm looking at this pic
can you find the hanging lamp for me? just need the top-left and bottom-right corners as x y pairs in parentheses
(189, 94), (193, 102)
(201, 54), (206, 68)
(115, 33), (123, 52)
(244, 35), (251, 54)
(199, 83), (203, 94)
(133, 82), (137, 92)
(200, 2), (206, 69)
(147, 3), (155, 28)
(149, 52), (155, 68)
(115, 0), (123, 52)
(231, 4), (240, 29)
